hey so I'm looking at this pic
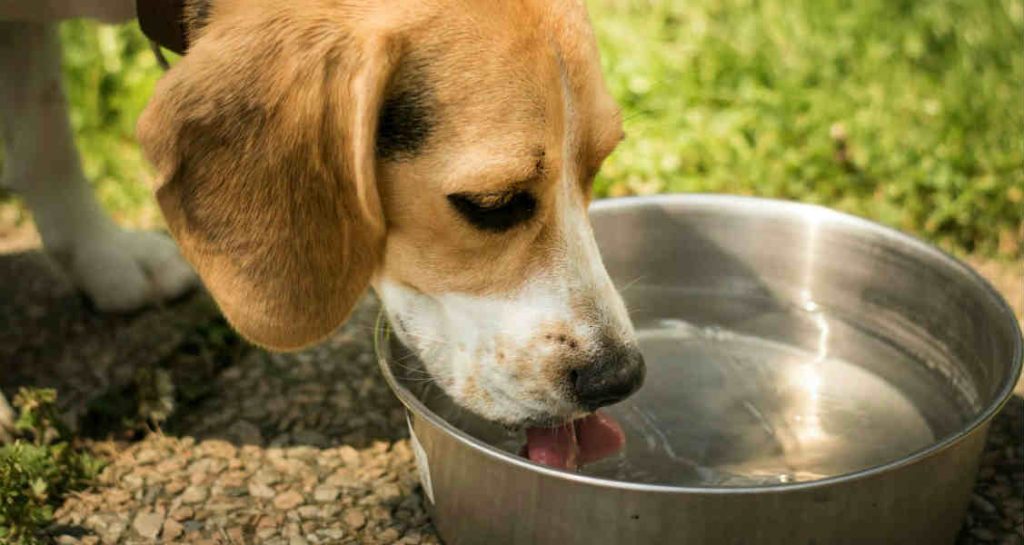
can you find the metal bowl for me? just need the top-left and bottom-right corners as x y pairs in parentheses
(375, 194), (1022, 545)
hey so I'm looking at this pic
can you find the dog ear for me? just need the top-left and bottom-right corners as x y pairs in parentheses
(138, 15), (398, 350)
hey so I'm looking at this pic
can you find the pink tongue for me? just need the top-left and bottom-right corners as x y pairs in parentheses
(524, 412), (625, 469)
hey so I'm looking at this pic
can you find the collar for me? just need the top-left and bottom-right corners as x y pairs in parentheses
(136, 0), (189, 55)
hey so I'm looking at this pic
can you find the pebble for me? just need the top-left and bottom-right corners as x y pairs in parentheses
(169, 505), (194, 521)
(298, 505), (321, 520)
(344, 508), (367, 530)
(319, 528), (346, 540)
(274, 490), (306, 511)
(249, 481), (277, 499)
(132, 511), (164, 540)
(180, 485), (209, 504)
(973, 494), (998, 514)
(313, 486), (340, 502)
(162, 518), (184, 540)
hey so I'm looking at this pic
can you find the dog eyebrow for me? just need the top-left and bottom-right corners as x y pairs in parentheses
(443, 146), (547, 195)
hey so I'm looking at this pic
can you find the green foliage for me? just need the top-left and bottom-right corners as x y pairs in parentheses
(590, 0), (1023, 256)
(7, 2), (1017, 255)
(0, 389), (104, 545)
(58, 20), (167, 225)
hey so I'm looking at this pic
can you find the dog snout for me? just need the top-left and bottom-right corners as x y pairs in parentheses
(571, 344), (646, 411)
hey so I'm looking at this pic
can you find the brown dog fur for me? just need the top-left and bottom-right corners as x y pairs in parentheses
(138, 0), (623, 351)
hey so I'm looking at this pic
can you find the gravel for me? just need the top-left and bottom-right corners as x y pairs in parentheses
(54, 434), (436, 544)
(50, 296), (440, 544)
(958, 395), (1024, 545)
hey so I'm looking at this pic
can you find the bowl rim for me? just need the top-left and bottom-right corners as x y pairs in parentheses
(375, 193), (1023, 495)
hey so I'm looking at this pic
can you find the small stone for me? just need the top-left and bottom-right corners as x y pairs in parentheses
(170, 506), (194, 521)
(338, 446), (361, 467)
(106, 489), (131, 505)
(136, 447), (162, 464)
(254, 469), (283, 486)
(343, 508), (367, 529)
(165, 480), (186, 494)
(379, 528), (401, 543)
(97, 521), (125, 545)
(200, 439), (238, 459)
(377, 483), (403, 505)
(326, 468), (360, 488)
(257, 527), (279, 540)
(298, 505), (321, 520)
(122, 473), (145, 490)
(318, 528), (346, 540)
(314, 486), (340, 502)
(973, 494), (998, 514)
(274, 490), (306, 511)
(250, 481), (277, 499)
(181, 485), (209, 504)
(162, 518), (184, 540)
(56, 536), (80, 545)
(289, 537), (310, 545)
(132, 511), (164, 540)
(226, 527), (246, 543)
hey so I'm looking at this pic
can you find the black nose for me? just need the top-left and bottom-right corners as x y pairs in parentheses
(572, 344), (646, 411)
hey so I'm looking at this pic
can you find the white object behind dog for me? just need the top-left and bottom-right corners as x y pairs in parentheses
(0, 3), (198, 312)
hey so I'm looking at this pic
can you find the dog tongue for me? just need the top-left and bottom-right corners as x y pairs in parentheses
(525, 412), (625, 469)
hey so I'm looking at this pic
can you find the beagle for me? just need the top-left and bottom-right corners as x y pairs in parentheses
(137, 0), (646, 458)
(3, 0), (646, 464)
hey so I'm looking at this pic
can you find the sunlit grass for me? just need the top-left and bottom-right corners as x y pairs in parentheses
(1, 0), (1019, 256)
(591, 0), (1023, 257)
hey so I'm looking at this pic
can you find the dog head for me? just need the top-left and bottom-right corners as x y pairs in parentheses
(138, 0), (644, 427)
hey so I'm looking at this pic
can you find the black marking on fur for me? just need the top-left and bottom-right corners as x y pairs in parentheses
(377, 63), (435, 160)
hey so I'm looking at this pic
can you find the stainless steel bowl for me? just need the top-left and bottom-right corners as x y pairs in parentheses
(376, 194), (1022, 545)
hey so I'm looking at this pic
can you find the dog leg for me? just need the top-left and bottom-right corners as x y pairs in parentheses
(0, 22), (198, 311)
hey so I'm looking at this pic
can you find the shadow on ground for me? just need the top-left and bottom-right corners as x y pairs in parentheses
(0, 249), (408, 450)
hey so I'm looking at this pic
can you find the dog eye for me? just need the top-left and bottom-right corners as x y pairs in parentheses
(447, 191), (537, 232)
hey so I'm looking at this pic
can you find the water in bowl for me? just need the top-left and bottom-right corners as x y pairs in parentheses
(390, 286), (977, 487)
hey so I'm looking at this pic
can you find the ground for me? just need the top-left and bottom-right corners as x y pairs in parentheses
(0, 244), (1021, 544)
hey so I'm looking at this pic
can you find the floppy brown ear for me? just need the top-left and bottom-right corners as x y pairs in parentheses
(138, 14), (398, 350)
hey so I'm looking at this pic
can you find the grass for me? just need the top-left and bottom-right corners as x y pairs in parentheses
(590, 0), (1022, 257)
(0, 0), (1020, 257)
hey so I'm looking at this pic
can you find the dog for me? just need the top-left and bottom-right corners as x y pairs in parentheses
(1, 0), (645, 449)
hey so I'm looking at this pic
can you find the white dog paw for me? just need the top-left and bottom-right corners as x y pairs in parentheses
(64, 229), (199, 312)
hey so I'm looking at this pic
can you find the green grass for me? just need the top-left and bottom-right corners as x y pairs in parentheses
(590, 0), (1023, 257)
(3, 0), (1021, 256)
